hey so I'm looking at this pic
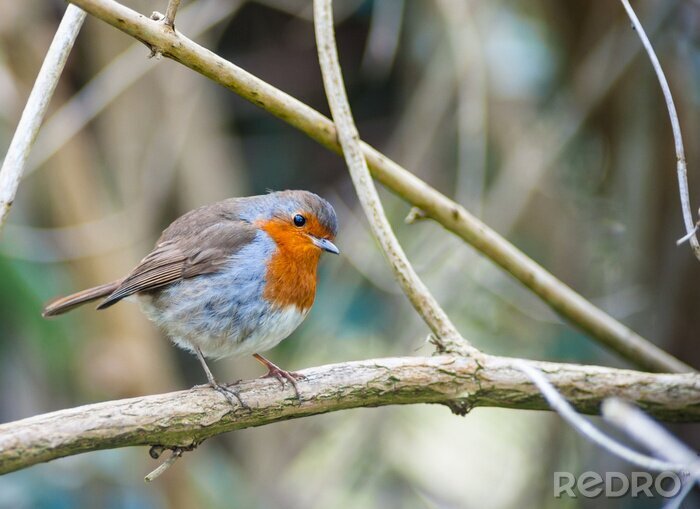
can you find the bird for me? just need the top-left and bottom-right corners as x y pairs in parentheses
(42, 190), (339, 406)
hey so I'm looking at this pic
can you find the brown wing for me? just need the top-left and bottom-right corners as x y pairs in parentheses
(97, 211), (257, 309)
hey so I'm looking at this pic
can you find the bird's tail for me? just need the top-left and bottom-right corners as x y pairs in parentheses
(42, 281), (121, 317)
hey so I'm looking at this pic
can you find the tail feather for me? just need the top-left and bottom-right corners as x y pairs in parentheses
(42, 281), (121, 317)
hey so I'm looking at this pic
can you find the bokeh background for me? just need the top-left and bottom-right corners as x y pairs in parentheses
(1, 0), (699, 507)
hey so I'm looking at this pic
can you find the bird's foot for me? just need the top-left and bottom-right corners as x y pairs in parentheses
(253, 353), (305, 401)
(194, 346), (249, 410)
(210, 381), (250, 411)
(263, 366), (305, 395)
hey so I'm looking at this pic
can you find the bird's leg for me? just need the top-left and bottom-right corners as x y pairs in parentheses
(253, 353), (305, 400)
(195, 347), (248, 409)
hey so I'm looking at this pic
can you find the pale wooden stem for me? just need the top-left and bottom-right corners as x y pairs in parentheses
(0, 5), (85, 232)
(312, 0), (470, 353)
(619, 0), (700, 260)
(164, 0), (182, 28)
(518, 362), (692, 474)
(1, 354), (699, 475)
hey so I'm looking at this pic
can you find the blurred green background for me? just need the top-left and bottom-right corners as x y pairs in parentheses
(1, 0), (699, 507)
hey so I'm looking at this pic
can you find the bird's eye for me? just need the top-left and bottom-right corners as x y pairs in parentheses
(293, 214), (306, 227)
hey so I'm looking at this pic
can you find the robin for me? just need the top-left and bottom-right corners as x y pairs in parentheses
(42, 190), (339, 406)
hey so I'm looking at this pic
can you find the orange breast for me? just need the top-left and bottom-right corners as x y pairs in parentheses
(260, 220), (322, 311)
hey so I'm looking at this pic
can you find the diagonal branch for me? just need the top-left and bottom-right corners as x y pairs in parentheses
(64, 0), (693, 374)
(1, 354), (699, 475)
(312, 0), (470, 353)
(0, 4), (85, 232)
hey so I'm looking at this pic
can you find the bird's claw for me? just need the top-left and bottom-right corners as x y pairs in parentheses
(261, 367), (305, 400)
(210, 382), (250, 411)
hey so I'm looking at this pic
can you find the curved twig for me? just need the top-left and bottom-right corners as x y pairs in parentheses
(603, 398), (698, 466)
(0, 5), (85, 231)
(312, 0), (470, 354)
(518, 362), (693, 474)
(619, 0), (700, 260)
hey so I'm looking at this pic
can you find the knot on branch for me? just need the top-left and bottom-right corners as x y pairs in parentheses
(429, 333), (478, 359)
(149, 441), (199, 460)
(444, 398), (475, 416)
(405, 207), (427, 224)
(146, 11), (179, 59)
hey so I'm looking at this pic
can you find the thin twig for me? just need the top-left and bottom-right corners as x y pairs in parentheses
(619, 0), (700, 260)
(1, 354), (699, 475)
(144, 447), (182, 482)
(677, 221), (699, 246)
(0, 5), (86, 232)
(163, 0), (182, 28)
(602, 397), (700, 502)
(602, 398), (698, 466)
(405, 207), (427, 224)
(517, 362), (691, 474)
(312, 0), (471, 354)
(65, 0), (693, 373)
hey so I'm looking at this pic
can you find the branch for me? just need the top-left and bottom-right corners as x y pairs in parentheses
(619, 0), (700, 260)
(65, 0), (692, 374)
(312, 0), (470, 354)
(0, 4), (85, 232)
(518, 362), (692, 474)
(163, 0), (182, 28)
(602, 398), (699, 466)
(521, 363), (700, 506)
(1, 354), (699, 475)
(603, 398), (700, 507)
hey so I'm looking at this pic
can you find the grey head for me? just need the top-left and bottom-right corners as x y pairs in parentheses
(235, 190), (338, 240)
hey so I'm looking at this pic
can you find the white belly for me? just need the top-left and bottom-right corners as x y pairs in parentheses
(139, 295), (309, 360)
(219, 305), (308, 358)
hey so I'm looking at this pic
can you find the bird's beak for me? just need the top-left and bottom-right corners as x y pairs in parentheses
(309, 235), (340, 255)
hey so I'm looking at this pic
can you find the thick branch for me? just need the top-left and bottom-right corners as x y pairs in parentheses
(65, 0), (691, 373)
(1, 354), (699, 475)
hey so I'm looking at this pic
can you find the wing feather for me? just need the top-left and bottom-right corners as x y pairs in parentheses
(97, 216), (257, 309)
